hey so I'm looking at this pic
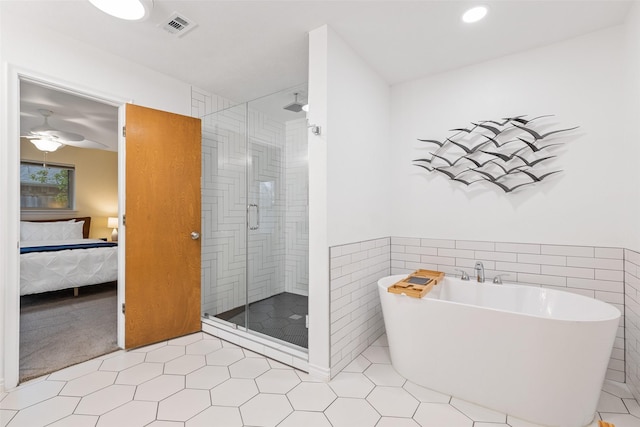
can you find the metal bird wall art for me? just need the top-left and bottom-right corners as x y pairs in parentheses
(413, 115), (577, 193)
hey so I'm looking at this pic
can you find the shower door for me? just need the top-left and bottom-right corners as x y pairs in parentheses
(201, 102), (248, 329)
(201, 86), (309, 349)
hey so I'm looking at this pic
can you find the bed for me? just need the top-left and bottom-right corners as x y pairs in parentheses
(20, 217), (118, 296)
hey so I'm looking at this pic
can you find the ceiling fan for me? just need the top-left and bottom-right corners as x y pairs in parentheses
(21, 109), (107, 152)
(26, 109), (84, 141)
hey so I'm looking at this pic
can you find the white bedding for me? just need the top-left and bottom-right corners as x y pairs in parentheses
(20, 239), (118, 296)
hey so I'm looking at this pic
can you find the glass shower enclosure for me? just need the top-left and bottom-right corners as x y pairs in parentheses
(201, 85), (309, 349)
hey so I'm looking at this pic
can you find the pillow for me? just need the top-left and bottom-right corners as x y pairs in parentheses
(63, 221), (85, 240)
(21, 221), (64, 241)
(20, 220), (85, 241)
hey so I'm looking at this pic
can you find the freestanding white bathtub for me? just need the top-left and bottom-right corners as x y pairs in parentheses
(378, 275), (621, 427)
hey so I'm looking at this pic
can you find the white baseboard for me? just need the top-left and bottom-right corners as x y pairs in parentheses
(307, 363), (331, 382)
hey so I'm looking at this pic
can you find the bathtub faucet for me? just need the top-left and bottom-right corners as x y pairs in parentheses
(474, 261), (485, 283)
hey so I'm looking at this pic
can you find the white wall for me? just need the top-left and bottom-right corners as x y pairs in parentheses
(623, 1), (640, 401)
(0, 4), (8, 394)
(390, 26), (636, 250)
(1, 16), (192, 115)
(307, 24), (331, 379)
(326, 27), (392, 247)
(308, 25), (391, 378)
(0, 8), (194, 390)
(623, 3), (640, 254)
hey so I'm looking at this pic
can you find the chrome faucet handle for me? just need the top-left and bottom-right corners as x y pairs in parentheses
(492, 274), (510, 284)
(474, 261), (485, 283)
(454, 268), (469, 280)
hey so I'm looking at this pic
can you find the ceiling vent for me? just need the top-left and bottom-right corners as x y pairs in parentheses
(160, 12), (197, 37)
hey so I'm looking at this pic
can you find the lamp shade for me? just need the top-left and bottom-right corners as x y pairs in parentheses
(107, 217), (118, 229)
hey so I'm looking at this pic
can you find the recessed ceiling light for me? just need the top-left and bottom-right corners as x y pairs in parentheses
(88, 0), (153, 21)
(462, 6), (488, 24)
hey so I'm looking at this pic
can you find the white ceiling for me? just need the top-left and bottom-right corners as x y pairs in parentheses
(20, 81), (120, 151)
(8, 0), (634, 152)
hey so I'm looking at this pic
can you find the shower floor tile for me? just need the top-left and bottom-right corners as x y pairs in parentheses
(216, 292), (308, 349)
(2, 332), (638, 427)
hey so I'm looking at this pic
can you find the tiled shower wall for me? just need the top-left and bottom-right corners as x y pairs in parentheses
(247, 109), (287, 304)
(201, 106), (286, 315)
(625, 249), (640, 400)
(285, 118), (309, 296)
(192, 87), (233, 119)
(194, 88), (309, 317)
(330, 236), (626, 382)
(194, 88), (235, 316)
(200, 103), (248, 316)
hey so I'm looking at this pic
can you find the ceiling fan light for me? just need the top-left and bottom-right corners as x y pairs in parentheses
(31, 139), (63, 153)
(88, 0), (153, 21)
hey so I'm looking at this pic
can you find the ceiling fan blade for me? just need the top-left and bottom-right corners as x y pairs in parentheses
(59, 138), (110, 149)
(29, 109), (86, 142)
(38, 129), (85, 142)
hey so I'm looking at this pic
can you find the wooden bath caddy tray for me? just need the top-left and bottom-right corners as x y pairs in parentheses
(388, 269), (445, 298)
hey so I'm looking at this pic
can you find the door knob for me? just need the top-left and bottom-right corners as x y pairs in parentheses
(190, 231), (200, 240)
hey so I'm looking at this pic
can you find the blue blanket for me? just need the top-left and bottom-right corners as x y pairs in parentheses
(21, 241), (117, 254)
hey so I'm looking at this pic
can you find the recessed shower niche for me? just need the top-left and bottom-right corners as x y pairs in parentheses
(200, 85), (309, 351)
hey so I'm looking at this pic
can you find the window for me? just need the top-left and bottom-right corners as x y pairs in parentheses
(20, 161), (75, 210)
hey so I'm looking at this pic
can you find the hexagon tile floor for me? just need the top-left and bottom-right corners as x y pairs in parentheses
(1, 332), (639, 427)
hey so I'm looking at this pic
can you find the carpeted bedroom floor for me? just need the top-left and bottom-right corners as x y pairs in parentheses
(19, 282), (119, 382)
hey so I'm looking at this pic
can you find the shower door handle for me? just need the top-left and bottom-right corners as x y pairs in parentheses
(248, 204), (260, 230)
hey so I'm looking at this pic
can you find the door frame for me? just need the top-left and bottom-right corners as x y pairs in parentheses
(3, 64), (129, 389)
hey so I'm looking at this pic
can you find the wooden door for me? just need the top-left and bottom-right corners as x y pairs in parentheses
(124, 103), (201, 349)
